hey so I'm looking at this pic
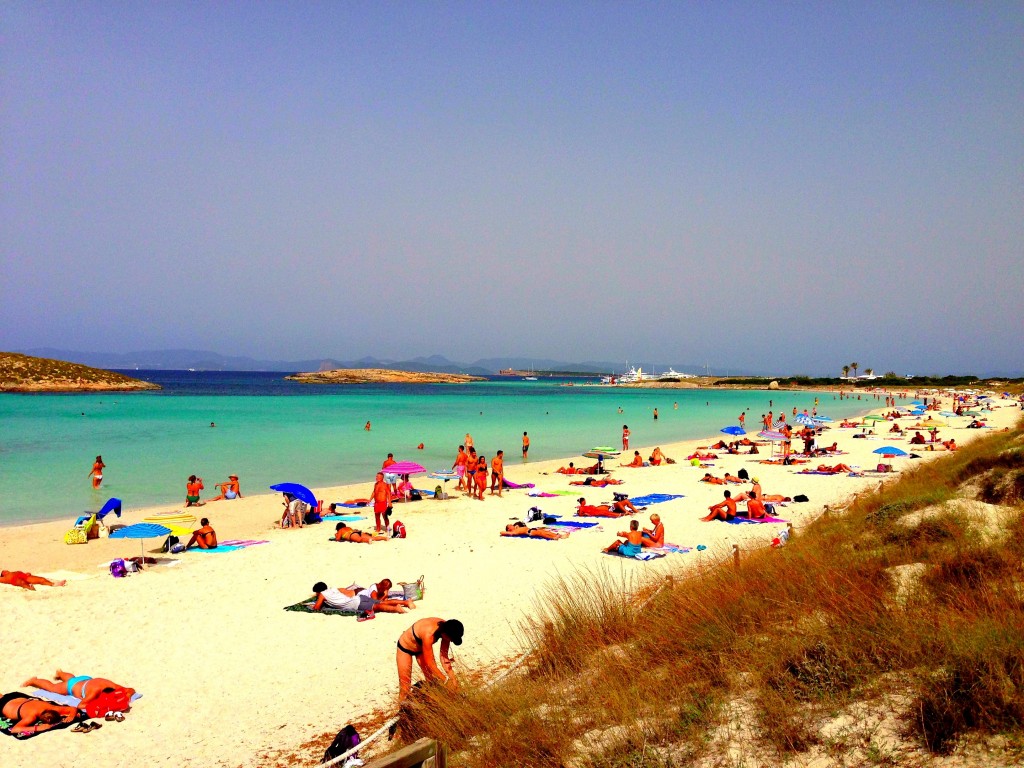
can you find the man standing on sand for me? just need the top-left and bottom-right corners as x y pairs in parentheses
(453, 445), (469, 492)
(372, 472), (392, 534)
(522, 432), (530, 460)
(490, 450), (504, 496)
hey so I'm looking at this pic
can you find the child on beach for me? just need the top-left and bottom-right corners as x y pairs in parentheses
(604, 519), (644, 556)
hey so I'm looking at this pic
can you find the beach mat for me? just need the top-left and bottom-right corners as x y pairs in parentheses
(546, 520), (599, 528)
(321, 515), (367, 522)
(502, 480), (535, 489)
(283, 599), (357, 616)
(604, 549), (666, 561)
(189, 539), (268, 553)
(32, 690), (143, 708)
(527, 491), (560, 497)
(628, 493), (685, 506)
(725, 515), (789, 525)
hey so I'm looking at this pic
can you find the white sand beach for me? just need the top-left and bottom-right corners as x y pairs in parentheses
(1, 393), (1019, 768)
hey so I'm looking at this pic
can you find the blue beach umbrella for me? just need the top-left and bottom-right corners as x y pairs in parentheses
(873, 446), (908, 458)
(109, 522), (173, 560)
(270, 482), (317, 507)
(720, 425), (746, 436)
(812, 415), (833, 423)
(793, 414), (816, 426)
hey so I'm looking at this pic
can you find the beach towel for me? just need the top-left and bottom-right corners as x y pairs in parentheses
(604, 549), (666, 561)
(655, 543), (691, 554)
(31, 689), (143, 707)
(546, 520), (599, 528)
(189, 539), (268, 553)
(502, 479), (536, 489)
(335, 502), (368, 508)
(321, 515), (367, 523)
(725, 515), (789, 525)
(527, 491), (560, 497)
(283, 599), (358, 616)
(628, 493), (685, 506)
(502, 532), (563, 540)
(412, 488), (436, 497)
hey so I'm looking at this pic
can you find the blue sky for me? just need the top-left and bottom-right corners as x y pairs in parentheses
(2, 3), (1022, 375)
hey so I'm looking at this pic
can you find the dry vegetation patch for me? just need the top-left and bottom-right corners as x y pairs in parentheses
(0, 351), (160, 392)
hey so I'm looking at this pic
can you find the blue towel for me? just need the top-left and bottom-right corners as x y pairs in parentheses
(628, 493), (685, 506)
(322, 514), (367, 522)
(547, 520), (598, 528)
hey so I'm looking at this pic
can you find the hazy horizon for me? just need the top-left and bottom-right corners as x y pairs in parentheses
(3, 4), (1022, 376)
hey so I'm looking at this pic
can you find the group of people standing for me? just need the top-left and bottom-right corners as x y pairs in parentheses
(451, 440), (506, 501)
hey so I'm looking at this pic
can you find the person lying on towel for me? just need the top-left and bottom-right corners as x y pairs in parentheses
(334, 523), (386, 544)
(569, 477), (624, 487)
(501, 522), (567, 540)
(576, 496), (638, 517)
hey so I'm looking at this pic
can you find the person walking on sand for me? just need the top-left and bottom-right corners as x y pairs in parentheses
(1, 570), (66, 590)
(372, 472), (392, 533)
(88, 456), (105, 489)
(490, 450), (504, 496)
(185, 475), (204, 507)
(522, 432), (530, 460)
(622, 425), (630, 450)
(395, 617), (464, 703)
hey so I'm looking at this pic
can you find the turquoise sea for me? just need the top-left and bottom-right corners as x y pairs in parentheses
(0, 372), (882, 526)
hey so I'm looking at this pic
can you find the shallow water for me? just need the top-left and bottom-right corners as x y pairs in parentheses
(0, 372), (879, 525)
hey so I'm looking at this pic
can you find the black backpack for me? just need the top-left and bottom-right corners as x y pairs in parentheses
(323, 724), (360, 763)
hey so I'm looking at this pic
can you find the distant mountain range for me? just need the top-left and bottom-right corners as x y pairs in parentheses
(16, 348), (753, 377)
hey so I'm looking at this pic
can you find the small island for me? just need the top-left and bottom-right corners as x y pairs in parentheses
(0, 352), (161, 393)
(286, 367), (486, 385)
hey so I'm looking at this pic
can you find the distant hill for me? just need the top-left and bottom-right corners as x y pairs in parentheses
(0, 352), (161, 392)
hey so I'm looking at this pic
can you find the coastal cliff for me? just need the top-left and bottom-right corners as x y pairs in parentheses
(286, 367), (486, 384)
(0, 352), (161, 392)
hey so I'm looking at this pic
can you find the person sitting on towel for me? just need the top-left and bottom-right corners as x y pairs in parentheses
(640, 513), (664, 548)
(603, 519), (644, 556)
(184, 518), (218, 550)
(620, 451), (644, 467)
(702, 490), (737, 522)
(744, 492), (767, 519)
(501, 522), (567, 540)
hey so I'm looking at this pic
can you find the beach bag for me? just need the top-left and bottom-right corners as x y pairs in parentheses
(323, 724), (360, 764)
(109, 559), (128, 578)
(391, 520), (406, 539)
(526, 506), (544, 523)
(409, 490), (422, 502)
(161, 535), (180, 553)
(83, 688), (131, 719)
(65, 528), (88, 545)
(434, 484), (443, 499)
(793, 494), (809, 503)
(400, 575), (424, 600)
(613, 492), (629, 502)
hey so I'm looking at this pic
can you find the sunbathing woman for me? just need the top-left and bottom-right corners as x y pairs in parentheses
(23, 671), (135, 714)
(688, 451), (719, 460)
(0, 691), (80, 735)
(640, 513), (664, 548)
(722, 473), (745, 484)
(700, 473), (726, 485)
(749, 480), (791, 503)
(604, 519), (644, 556)
(362, 579), (417, 611)
(569, 476), (624, 487)
(556, 463), (583, 474)
(501, 522), (568, 540)
(334, 523), (376, 544)
(576, 497), (629, 517)
(1, 570), (66, 590)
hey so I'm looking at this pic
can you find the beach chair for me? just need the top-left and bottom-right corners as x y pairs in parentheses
(64, 513), (97, 545)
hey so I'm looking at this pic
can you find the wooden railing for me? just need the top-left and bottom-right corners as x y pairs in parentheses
(362, 737), (446, 768)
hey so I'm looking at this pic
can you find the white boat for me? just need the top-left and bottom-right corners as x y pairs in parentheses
(657, 367), (696, 380)
(617, 366), (646, 383)
(523, 376), (538, 381)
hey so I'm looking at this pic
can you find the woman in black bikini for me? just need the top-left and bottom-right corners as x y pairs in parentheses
(0, 691), (81, 735)
(395, 617), (464, 703)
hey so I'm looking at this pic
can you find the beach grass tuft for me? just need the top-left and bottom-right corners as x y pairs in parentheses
(397, 416), (1024, 766)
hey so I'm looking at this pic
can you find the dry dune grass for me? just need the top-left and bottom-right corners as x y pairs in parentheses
(400, 420), (1024, 766)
